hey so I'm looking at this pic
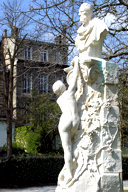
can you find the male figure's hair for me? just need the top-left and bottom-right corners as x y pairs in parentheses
(79, 3), (93, 13)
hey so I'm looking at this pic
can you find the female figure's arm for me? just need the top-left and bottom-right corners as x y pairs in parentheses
(68, 56), (79, 94)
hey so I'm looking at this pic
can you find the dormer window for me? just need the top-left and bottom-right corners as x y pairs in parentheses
(24, 47), (32, 60)
(40, 50), (48, 62)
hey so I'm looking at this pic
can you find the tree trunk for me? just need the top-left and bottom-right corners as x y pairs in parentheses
(7, 119), (12, 158)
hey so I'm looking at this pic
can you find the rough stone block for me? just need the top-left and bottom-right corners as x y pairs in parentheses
(104, 84), (118, 105)
(101, 173), (122, 192)
(100, 106), (119, 128)
(56, 170), (101, 192)
(102, 61), (118, 84)
(101, 127), (121, 149)
(102, 150), (122, 173)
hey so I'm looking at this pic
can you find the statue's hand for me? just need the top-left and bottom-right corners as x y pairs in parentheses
(71, 56), (79, 66)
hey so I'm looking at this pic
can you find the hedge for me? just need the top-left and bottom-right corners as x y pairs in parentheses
(0, 156), (127, 188)
(0, 156), (64, 187)
(123, 157), (128, 180)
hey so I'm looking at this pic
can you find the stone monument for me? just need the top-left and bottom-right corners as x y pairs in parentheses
(53, 3), (122, 192)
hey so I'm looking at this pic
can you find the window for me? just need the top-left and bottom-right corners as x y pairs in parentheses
(55, 74), (64, 82)
(24, 47), (32, 60)
(40, 50), (48, 62)
(56, 52), (63, 64)
(23, 73), (32, 93)
(40, 75), (49, 93)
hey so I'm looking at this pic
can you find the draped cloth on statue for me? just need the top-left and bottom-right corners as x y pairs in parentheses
(75, 18), (109, 53)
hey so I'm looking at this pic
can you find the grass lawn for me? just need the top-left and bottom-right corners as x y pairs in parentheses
(124, 190), (128, 192)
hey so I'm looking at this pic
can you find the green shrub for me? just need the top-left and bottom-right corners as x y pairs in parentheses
(122, 147), (128, 158)
(0, 156), (127, 187)
(15, 94), (61, 154)
(0, 156), (64, 187)
(15, 125), (41, 155)
(12, 142), (25, 155)
(0, 143), (25, 156)
(123, 157), (128, 180)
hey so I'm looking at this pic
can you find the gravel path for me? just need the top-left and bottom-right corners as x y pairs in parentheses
(0, 181), (128, 192)
(0, 186), (56, 192)
(123, 180), (128, 190)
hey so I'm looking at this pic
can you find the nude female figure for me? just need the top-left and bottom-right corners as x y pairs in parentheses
(52, 56), (80, 183)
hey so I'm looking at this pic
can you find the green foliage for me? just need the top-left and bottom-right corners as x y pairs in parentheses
(0, 143), (25, 156)
(15, 93), (61, 154)
(122, 147), (128, 158)
(15, 125), (41, 154)
(12, 142), (25, 155)
(0, 156), (64, 187)
(119, 72), (128, 147)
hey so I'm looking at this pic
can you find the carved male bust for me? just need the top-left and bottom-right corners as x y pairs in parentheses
(75, 3), (109, 58)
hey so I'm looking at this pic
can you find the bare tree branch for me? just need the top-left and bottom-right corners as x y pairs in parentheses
(118, 0), (128, 6)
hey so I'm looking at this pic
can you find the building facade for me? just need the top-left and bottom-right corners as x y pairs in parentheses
(0, 28), (68, 147)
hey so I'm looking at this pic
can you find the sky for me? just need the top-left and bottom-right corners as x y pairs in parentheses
(0, 0), (118, 39)
(0, 0), (124, 66)
(0, 0), (30, 13)
(0, 0), (31, 36)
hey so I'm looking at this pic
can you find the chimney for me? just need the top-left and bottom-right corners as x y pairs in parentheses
(55, 35), (62, 44)
(11, 26), (19, 38)
(55, 25), (67, 45)
(3, 29), (7, 37)
(61, 24), (67, 44)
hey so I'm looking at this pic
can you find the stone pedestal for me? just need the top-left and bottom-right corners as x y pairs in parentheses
(56, 59), (123, 192)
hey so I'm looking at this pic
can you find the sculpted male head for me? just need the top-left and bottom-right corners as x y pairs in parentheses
(52, 80), (66, 95)
(79, 3), (93, 24)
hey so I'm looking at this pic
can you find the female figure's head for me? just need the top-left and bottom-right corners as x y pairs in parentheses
(52, 80), (66, 95)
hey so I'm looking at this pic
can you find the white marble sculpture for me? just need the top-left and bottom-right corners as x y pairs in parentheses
(75, 3), (108, 58)
(52, 56), (80, 184)
(54, 3), (122, 192)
